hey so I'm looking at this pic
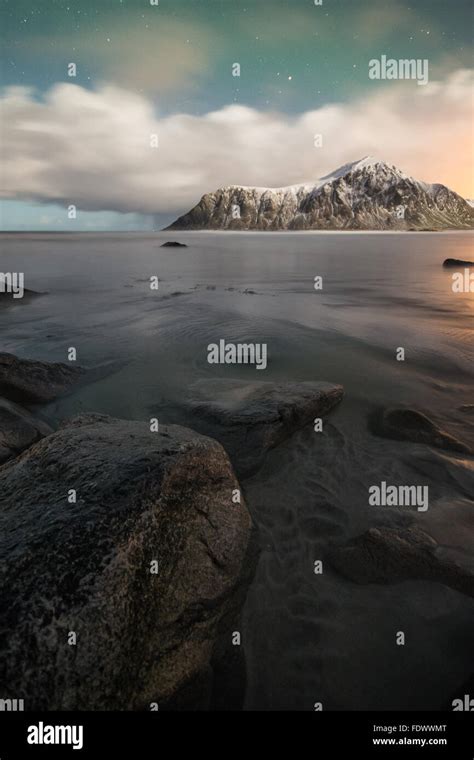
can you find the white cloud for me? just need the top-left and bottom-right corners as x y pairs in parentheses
(1, 69), (472, 217)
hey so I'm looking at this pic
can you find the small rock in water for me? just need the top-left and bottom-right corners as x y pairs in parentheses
(369, 407), (471, 455)
(442, 258), (474, 267)
(0, 278), (41, 301)
(327, 525), (474, 598)
(182, 379), (344, 477)
(161, 241), (188, 247)
(0, 353), (84, 403)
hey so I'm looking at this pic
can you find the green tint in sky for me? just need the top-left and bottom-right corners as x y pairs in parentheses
(1, 0), (473, 114)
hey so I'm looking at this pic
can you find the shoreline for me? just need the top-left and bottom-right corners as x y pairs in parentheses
(1, 229), (474, 237)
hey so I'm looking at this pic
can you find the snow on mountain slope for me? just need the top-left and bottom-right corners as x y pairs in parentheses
(166, 158), (474, 231)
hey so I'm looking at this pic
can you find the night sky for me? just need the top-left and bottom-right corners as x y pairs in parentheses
(1, 0), (473, 230)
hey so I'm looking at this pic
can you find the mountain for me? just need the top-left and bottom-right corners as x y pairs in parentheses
(166, 157), (474, 231)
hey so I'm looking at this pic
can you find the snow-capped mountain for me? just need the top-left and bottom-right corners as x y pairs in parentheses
(166, 157), (474, 231)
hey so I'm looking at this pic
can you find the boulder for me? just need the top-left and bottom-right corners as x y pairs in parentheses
(327, 525), (474, 598)
(0, 353), (84, 403)
(161, 241), (187, 248)
(181, 379), (344, 477)
(369, 407), (471, 455)
(0, 397), (53, 463)
(0, 414), (252, 710)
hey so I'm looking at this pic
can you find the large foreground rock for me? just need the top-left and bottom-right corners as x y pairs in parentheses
(181, 379), (343, 477)
(327, 523), (474, 599)
(0, 414), (252, 710)
(369, 407), (472, 455)
(0, 353), (84, 403)
(0, 397), (53, 463)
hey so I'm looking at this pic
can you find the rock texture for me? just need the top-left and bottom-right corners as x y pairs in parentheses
(0, 397), (53, 463)
(0, 353), (84, 403)
(0, 414), (252, 710)
(327, 525), (474, 599)
(166, 157), (474, 231)
(369, 407), (472, 455)
(180, 379), (344, 477)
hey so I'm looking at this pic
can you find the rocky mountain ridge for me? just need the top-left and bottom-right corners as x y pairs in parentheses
(166, 157), (474, 231)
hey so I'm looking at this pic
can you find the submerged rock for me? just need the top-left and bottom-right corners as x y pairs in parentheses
(0, 282), (40, 302)
(0, 353), (84, 403)
(0, 414), (252, 710)
(369, 407), (471, 455)
(443, 258), (474, 267)
(182, 379), (344, 477)
(0, 397), (53, 463)
(161, 241), (188, 247)
(327, 525), (474, 598)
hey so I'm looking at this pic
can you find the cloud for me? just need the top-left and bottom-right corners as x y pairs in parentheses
(1, 69), (473, 218)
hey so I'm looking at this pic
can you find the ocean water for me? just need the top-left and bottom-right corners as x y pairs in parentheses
(1, 231), (473, 710)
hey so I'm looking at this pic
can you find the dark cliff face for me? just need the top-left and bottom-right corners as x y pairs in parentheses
(166, 159), (474, 231)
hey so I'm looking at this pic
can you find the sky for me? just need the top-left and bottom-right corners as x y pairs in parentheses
(0, 0), (473, 230)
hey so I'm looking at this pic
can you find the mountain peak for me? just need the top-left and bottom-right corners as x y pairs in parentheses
(225, 157), (400, 196)
(166, 158), (474, 231)
(322, 156), (396, 181)
(354, 155), (380, 167)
